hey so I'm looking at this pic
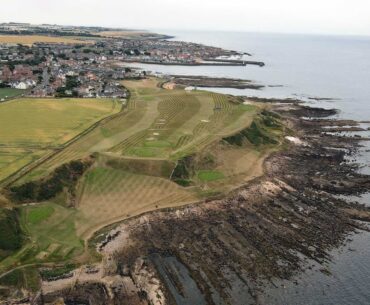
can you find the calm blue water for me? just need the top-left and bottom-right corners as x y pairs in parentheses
(138, 30), (370, 304)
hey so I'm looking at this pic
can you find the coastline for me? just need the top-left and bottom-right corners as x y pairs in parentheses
(35, 100), (370, 305)
(1, 30), (369, 304)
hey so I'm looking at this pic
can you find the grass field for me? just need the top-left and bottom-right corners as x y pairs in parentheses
(0, 98), (120, 183)
(0, 35), (93, 46)
(0, 88), (25, 100)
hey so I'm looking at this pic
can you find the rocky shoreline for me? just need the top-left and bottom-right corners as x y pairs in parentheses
(165, 75), (264, 90)
(12, 102), (370, 305)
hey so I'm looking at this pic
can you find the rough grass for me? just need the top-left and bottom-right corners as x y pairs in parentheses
(0, 208), (23, 255)
(0, 267), (40, 291)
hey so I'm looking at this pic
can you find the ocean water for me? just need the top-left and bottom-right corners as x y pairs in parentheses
(136, 30), (370, 304)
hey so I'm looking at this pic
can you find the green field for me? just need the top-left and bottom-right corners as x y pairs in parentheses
(0, 88), (25, 100)
(0, 98), (120, 184)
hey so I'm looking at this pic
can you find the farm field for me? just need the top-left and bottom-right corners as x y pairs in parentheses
(0, 98), (120, 184)
(0, 88), (25, 100)
(0, 35), (93, 46)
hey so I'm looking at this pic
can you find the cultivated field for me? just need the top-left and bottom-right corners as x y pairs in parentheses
(0, 35), (93, 46)
(0, 98), (120, 183)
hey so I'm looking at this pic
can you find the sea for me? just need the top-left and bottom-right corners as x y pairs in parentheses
(134, 30), (370, 305)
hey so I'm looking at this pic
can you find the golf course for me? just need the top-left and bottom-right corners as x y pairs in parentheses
(0, 78), (284, 288)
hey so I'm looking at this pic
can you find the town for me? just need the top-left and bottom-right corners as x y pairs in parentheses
(0, 23), (253, 100)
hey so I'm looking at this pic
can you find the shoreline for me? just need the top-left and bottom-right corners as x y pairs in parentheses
(163, 75), (264, 90)
(122, 59), (265, 67)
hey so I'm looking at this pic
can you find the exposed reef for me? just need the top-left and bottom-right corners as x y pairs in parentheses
(167, 75), (264, 90)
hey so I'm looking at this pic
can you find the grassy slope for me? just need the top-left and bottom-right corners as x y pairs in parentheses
(0, 98), (120, 183)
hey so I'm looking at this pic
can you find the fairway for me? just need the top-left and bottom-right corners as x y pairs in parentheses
(110, 79), (258, 159)
(0, 98), (120, 183)
(0, 35), (93, 46)
(77, 167), (196, 239)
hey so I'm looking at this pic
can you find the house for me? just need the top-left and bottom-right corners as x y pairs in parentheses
(12, 79), (36, 89)
(13, 82), (27, 89)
